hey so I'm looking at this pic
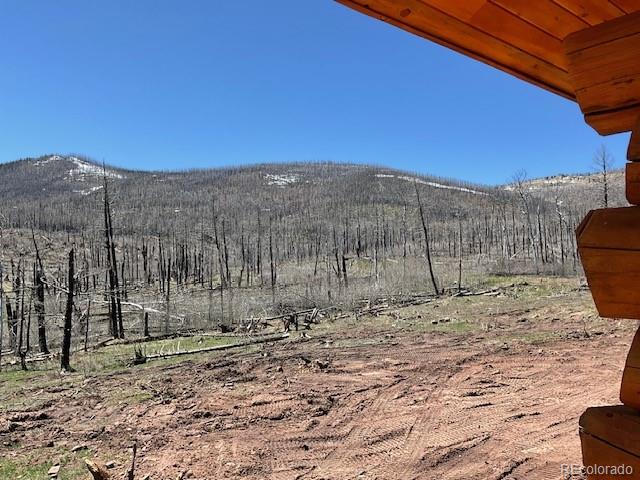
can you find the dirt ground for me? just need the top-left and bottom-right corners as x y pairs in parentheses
(1, 278), (637, 480)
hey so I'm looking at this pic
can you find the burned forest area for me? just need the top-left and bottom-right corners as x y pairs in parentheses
(0, 154), (633, 479)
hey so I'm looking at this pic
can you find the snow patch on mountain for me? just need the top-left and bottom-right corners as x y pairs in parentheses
(35, 155), (125, 181)
(73, 185), (104, 196)
(265, 173), (298, 186)
(67, 157), (124, 180)
(503, 173), (608, 191)
(375, 173), (487, 195)
(34, 155), (62, 166)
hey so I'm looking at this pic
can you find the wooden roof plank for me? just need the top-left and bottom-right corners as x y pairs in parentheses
(610, 0), (640, 14)
(337, 0), (576, 99)
(420, 0), (568, 68)
(552, 0), (625, 25)
(415, 0), (486, 22)
(490, 0), (590, 39)
(469, 2), (568, 69)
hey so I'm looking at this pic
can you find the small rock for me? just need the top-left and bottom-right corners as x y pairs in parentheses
(47, 465), (60, 477)
(71, 444), (87, 452)
(315, 360), (330, 370)
(105, 460), (117, 469)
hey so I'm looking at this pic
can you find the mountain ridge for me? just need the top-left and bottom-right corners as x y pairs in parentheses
(0, 154), (624, 241)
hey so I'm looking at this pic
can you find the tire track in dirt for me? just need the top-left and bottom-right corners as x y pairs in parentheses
(2, 312), (630, 480)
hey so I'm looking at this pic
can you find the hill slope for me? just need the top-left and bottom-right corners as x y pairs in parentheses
(0, 154), (622, 280)
(0, 155), (501, 234)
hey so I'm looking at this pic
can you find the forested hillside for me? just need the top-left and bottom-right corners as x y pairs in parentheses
(0, 154), (622, 360)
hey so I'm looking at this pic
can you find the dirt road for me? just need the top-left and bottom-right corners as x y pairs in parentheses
(1, 284), (635, 479)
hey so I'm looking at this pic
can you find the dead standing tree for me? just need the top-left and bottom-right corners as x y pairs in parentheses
(31, 228), (49, 354)
(457, 214), (463, 292)
(103, 168), (124, 338)
(16, 262), (28, 371)
(269, 216), (277, 303)
(593, 145), (614, 209)
(61, 248), (74, 372)
(414, 182), (439, 296)
(212, 197), (226, 327)
(512, 170), (540, 274)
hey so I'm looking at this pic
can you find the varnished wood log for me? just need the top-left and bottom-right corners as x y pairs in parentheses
(628, 116), (640, 161)
(577, 207), (640, 319)
(621, 366), (640, 409)
(581, 432), (640, 479)
(621, 325), (640, 409)
(580, 406), (640, 479)
(586, 105), (640, 136)
(626, 162), (640, 205)
(565, 11), (640, 135)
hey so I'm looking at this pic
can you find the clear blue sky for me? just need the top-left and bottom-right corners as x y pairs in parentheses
(0, 1), (630, 185)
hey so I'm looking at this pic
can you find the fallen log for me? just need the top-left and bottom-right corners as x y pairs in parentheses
(456, 282), (529, 297)
(138, 332), (290, 363)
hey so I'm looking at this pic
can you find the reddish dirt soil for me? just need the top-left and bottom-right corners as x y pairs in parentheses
(2, 289), (636, 480)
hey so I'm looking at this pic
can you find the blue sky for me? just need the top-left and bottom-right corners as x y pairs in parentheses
(0, 1), (630, 185)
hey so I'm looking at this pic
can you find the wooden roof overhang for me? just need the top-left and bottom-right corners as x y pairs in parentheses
(336, 0), (640, 136)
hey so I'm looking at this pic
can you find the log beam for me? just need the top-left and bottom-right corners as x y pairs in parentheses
(580, 406), (640, 479)
(621, 325), (640, 409)
(564, 11), (640, 135)
(576, 207), (640, 320)
(626, 162), (640, 205)
(625, 118), (640, 204)
(628, 117), (640, 161)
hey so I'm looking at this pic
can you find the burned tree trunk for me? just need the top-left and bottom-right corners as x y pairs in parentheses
(17, 264), (27, 371)
(103, 170), (124, 339)
(31, 229), (49, 354)
(143, 311), (149, 338)
(458, 216), (463, 292)
(165, 255), (171, 335)
(61, 248), (74, 372)
(269, 217), (277, 303)
(414, 182), (439, 296)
